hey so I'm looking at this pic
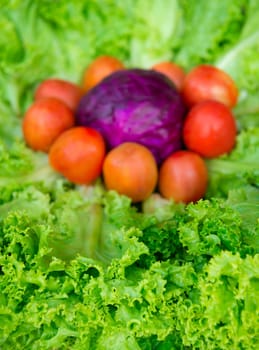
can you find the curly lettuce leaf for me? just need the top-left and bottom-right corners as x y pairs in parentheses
(1, 200), (257, 349)
(0, 216), (194, 350)
(0, 183), (258, 348)
(139, 196), (250, 269)
(177, 252), (259, 349)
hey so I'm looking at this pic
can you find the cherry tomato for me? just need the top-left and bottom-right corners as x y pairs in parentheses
(34, 78), (84, 112)
(151, 61), (186, 90)
(49, 126), (106, 185)
(82, 55), (125, 92)
(158, 150), (208, 203)
(183, 100), (237, 158)
(182, 64), (239, 108)
(22, 98), (75, 152)
(102, 142), (158, 202)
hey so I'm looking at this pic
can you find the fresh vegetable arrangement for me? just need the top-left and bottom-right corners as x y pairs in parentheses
(0, 1), (259, 349)
(22, 62), (239, 203)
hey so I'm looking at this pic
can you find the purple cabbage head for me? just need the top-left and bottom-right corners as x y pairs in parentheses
(76, 69), (186, 164)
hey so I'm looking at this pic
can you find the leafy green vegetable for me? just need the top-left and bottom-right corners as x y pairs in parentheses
(0, 140), (59, 188)
(176, 251), (259, 349)
(0, 0), (134, 122)
(216, 0), (259, 128)
(227, 185), (259, 252)
(0, 186), (258, 348)
(206, 127), (259, 198)
(175, 0), (247, 68)
(129, 0), (183, 68)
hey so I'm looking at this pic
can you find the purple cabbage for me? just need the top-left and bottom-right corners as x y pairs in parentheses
(76, 69), (186, 164)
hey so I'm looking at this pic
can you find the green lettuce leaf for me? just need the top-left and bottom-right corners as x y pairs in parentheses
(0, 140), (60, 189)
(215, 0), (259, 128)
(178, 252), (259, 349)
(129, 0), (183, 68)
(226, 185), (259, 252)
(0, 183), (258, 348)
(206, 127), (259, 198)
(175, 0), (247, 68)
(0, 0), (134, 127)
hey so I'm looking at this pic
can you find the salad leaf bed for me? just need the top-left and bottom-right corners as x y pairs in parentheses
(0, 1), (259, 349)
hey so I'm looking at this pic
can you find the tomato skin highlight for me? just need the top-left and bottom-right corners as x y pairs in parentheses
(151, 61), (186, 90)
(183, 100), (237, 158)
(49, 126), (106, 184)
(35, 78), (84, 112)
(103, 142), (158, 203)
(158, 150), (208, 203)
(82, 55), (125, 92)
(182, 64), (239, 108)
(22, 98), (75, 152)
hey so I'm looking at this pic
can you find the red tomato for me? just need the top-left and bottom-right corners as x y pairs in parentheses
(151, 61), (186, 90)
(82, 55), (125, 92)
(183, 100), (237, 158)
(158, 150), (208, 203)
(49, 126), (106, 184)
(102, 142), (158, 202)
(34, 78), (84, 112)
(22, 98), (75, 152)
(182, 64), (239, 108)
